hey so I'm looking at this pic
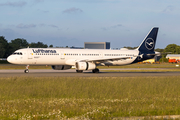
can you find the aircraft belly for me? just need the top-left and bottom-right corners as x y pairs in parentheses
(105, 58), (135, 66)
(35, 58), (65, 65)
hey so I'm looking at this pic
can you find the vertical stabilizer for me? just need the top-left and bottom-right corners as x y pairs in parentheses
(137, 27), (159, 52)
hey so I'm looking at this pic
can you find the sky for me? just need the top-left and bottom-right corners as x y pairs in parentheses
(0, 0), (180, 49)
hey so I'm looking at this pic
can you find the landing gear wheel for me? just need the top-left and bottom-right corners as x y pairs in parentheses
(24, 65), (29, 73)
(76, 70), (83, 73)
(24, 69), (29, 73)
(92, 68), (99, 73)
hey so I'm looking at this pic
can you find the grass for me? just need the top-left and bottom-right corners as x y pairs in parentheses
(98, 63), (180, 69)
(1, 76), (180, 119)
(2, 63), (180, 73)
(0, 63), (180, 70)
(102, 69), (180, 72)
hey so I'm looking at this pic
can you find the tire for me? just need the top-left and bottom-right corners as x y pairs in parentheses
(76, 70), (83, 73)
(92, 68), (99, 73)
(24, 69), (29, 73)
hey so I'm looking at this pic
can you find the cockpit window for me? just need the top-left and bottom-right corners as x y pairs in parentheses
(12, 52), (23, 55)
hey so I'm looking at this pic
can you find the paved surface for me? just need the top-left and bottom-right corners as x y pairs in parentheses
(0, 69), (180, 77)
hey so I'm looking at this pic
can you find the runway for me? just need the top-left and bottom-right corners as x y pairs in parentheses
(0, 69), (180, 77)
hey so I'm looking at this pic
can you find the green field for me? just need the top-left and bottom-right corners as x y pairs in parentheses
(0, 63), (180, 70)
(98, 63), (180, 69)
(1, 76), (180, 119)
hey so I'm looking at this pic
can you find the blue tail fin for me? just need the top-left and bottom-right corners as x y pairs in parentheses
(137, 27), (159, 52)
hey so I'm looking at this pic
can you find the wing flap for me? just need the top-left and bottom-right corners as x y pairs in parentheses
(79, 56), (131, 63)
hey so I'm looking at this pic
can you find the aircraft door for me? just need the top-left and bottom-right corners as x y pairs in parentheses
(99, 52), (103, 58)
(27, 49), (33, 59)
(60, 51), (65, 60)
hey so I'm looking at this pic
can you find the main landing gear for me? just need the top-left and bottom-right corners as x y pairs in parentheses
(24, 65), (29, 73)
(76, 68), (100, 73)
(92, 68), (99, 73)
(76, 70), (83, 73)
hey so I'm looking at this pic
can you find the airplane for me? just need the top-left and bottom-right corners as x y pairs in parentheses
(7, 27), (159, 73)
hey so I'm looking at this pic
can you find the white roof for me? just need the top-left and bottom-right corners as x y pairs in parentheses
(166, 54), (180, 58)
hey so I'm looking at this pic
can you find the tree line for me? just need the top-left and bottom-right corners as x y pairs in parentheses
(1, 35), (180, 59)
(0, 36), (53, 58)
(124, 44), (180, 54)
(124, 44), (180, 62)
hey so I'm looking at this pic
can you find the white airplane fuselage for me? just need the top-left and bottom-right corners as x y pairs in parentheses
(7, 27), (159, 73)
(7, 48), (139, 66)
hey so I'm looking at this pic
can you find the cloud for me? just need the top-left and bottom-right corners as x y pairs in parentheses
(42, 10), (49, 13)
(37, 9), (49, 13)
(39, 24), (46, 27)
(62, 7), (83, 14)
(101, 27), (107, 31)
(101, 24), (123, 31)
(17, 24), (36, 29)
(34, 0), (44, 2)
(63, 0), (119, 3)
(0, 28), (18, 41)
(16, 23), (58, 29)
(0, 1), (27, 7)
(49, 25), (58, 28)
(162, 5), (174, 13)
(38, 24), (59, 29)
(111, 24), (123, 28)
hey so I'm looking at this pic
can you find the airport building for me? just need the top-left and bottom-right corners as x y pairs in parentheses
(166, 54), (180, 63)
(166, 54), (180, 59)
(84, 42), (110, 49)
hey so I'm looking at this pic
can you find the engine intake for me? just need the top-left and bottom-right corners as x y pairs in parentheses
(51, 65), (72, 70)
(75, 62), (96, 70)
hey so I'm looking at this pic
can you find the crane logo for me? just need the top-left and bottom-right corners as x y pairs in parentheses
(145, 38), (154, 50)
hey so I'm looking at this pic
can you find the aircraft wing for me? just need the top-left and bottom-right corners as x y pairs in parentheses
(79, 56), (132, 63)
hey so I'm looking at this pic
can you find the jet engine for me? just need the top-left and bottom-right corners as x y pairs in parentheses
(51, 65), (72, 70)
(75, 62), (96, 70)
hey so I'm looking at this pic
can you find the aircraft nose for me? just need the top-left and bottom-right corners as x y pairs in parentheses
(7, 56), (13, 63)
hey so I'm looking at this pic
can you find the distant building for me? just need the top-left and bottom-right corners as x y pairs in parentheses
(166, 54), (180, 63)
(84, 42), (110, 49)
(166, 54), (180, 59)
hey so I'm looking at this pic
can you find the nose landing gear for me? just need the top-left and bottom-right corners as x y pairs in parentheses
(24, 65), (29, 73)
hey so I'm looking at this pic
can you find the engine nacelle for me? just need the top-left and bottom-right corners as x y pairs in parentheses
(51, 65), (72, 70)
(75, 62), (96, 70)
